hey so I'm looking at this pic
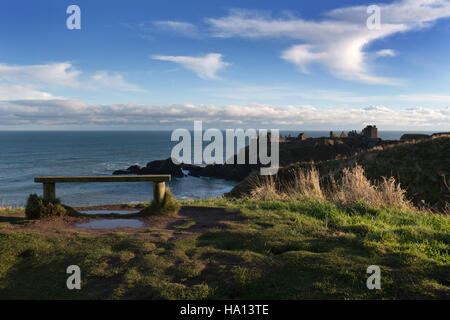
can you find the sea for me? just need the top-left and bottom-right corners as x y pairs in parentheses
(0, 130), (433, 207)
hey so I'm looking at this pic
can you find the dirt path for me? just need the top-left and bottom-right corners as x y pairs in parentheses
(0, 206), (242, 239)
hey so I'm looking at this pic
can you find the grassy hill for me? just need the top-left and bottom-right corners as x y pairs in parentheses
(229, 136), (450, 213)
(0, 198), (448, 299)
(0, 136), (448, 300)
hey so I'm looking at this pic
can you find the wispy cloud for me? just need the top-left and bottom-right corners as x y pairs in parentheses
(122, 20), (200, 39)
(1, 99), (449, 130)
(203, 85), (450, 106)
(152, 20), (200, 38)
(397, 93), (450, 103)
(151, 53), (229, 79)
(0, 84), (56, 100)
(327, 0), (450, 26)
(121, 1), (450, 84)
(0, 62), (145, 99)
(0, 62), (81, 87)
(376, 49), (397, 57)
(205, 0), (450, 84)
(89, 71), (145, 92)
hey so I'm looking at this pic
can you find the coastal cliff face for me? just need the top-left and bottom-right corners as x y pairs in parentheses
(112, 134), (449, 212)
(228, 135), (450, 213)
(277, 136), (381, 165)
(113, 135), (384, 181)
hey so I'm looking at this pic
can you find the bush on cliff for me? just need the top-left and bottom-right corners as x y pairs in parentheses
(229, 136), (450, 213)
(25, 194), (67, 219)
(139, 188), (180, 216)
(244, 165), (412, 212)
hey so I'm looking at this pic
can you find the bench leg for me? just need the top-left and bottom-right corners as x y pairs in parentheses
(153, 182), (165, 205)
(43, 182), (56, 202)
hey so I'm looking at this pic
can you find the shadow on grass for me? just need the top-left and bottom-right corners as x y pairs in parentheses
(197, 228), (369, 257)
(166, 206), (241, 232)
(0, 216), (27, 224)
(0, 250), (123, 299)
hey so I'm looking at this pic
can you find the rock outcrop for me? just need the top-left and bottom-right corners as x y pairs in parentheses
(114, 157), (260, 181)
(113, 158), (185, 177)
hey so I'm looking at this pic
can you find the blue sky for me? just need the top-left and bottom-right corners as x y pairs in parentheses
(0, 0), (449, 130)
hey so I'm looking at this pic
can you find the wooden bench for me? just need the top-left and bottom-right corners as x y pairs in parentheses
(34, 175), (171, 205)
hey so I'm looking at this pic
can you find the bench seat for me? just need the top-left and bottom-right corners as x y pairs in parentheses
(34, 175), (171, 204)
(35, 175), (171, 183)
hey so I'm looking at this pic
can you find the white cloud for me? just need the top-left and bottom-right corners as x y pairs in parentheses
(1, 99), (449, 130)
(0, 62), (81, 87)
(206, 1), (450, 84)
(327, 0), (450, 26)
(123, 20), (200, 39)
(0, 84), (56, 100)
(152, 53), (229, 79)
(281, 45), (328, 73)
(152, 21), (200, 38)
(89, 71), (145, 92)
(397, 94), (450, 103)
(202, 85), (450, 106)
(376, 49), (396, 57)
(0, 62), (144, 96)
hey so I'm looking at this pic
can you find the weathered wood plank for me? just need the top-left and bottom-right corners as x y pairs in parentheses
(153, 181), (166, 205)
(34, 175), (171, 183)
(43, 182), (55, 202)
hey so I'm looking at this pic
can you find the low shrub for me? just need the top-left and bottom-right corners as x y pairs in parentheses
(248, 175), (282, 201)
(25, 194), (67, 219)
(139, 188), (180, 216)
(329, 166), (412, 210)
(247, 165), (413, 211)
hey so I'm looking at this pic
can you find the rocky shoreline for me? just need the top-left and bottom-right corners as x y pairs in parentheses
(113, 157), (258, 181)
(113, 130), (450, 183)
(112, 132), (384, 182)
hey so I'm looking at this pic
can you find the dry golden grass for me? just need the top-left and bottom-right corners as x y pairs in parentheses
(329, 166), (412, 210)
(329, 166), (376, 206)
(286, 166), (324, 200)
(248, 165), (413, 211)
(443, 175), (450, 215)
(0, 206), (23, 215)
(375, 177), (411, 210)
(248, 174), (283, 201)
(444, 203), (450, 215)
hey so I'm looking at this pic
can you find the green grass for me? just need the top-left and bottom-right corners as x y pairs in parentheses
(25, 194), (67, 219)
(0, 206), (23, 215)
(173, 219), (197, 229)
(0, 198), (448, 299)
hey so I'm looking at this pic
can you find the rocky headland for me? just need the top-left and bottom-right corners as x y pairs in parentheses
(112, 128), (450, 212)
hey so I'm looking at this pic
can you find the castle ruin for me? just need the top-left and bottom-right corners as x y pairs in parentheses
(361, 125), (378, 139)
(280, 125), (380, 144)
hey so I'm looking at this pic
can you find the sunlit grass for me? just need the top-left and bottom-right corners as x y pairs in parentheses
(0, 197), (448, 299)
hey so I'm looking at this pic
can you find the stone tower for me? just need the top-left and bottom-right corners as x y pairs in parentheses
(362, 125), (378, 139)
